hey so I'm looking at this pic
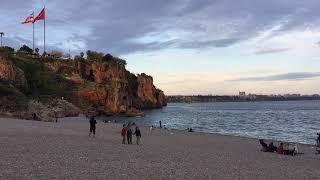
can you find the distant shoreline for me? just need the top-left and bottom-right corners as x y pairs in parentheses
(166, 95), (320, 103)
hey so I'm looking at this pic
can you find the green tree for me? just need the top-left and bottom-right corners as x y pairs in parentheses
(35, 48), (39, 55)
(86, 50), (104, 62)
(80, 52), (84, 58)
(18, 45), (33, 54)
(0, 46), (14, 57)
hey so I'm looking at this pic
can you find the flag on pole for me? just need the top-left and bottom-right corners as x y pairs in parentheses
(33, 8), (45, 22)
(21, 12), (36, 52)
(22, 12), (34, 24)
(33, 7), (46, 54)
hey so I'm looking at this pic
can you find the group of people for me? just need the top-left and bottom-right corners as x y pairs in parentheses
(88, 116), (142, 145)
(121, 122), (142, 145)
(259, 139), (298, 156)
(260, 133), (320, 155)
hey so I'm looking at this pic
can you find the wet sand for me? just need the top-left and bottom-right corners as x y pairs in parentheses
(0, 117), (319, 180)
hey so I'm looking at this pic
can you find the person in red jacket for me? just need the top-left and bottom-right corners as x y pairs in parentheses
(277, 142), (284, 155)
(121, 124), (127, 144)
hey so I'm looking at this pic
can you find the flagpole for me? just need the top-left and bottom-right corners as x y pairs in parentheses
(33, 23), (35, 52)
(44, 6), (46, 54)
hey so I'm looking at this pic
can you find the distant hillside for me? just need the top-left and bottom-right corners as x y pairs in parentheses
(0, 46), (166, 121)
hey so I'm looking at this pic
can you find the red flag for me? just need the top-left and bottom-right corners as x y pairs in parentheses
(22, 12), (34, 24)
(33, 8), (45, 23)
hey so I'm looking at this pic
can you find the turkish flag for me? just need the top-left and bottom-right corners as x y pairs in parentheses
(22, 13), (34, 24)
(34, 8), (45, 22)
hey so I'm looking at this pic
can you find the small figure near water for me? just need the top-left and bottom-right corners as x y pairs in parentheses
(159, 121), (162, 128)
(89, 116), (97, 138)
(259, 139), (268, 152)
(54, 113), (58, 123)
(187, 128), (194, 132)
(150, 125), (154, 131)
(134, 126), (142, 145)
(283, 143), (297, 156)
(121, 124), (127, 144)
(316, 133), (320, 154)
(267, 142), (277, 153)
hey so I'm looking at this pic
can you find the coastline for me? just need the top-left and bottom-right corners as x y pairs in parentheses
(2, 112), (318, 146)
(1, 116), (319, 179)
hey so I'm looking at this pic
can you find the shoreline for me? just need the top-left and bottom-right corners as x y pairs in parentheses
(3, 114), (318, 147)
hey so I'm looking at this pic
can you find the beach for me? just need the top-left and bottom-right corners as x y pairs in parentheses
(0, 117), (319, 180)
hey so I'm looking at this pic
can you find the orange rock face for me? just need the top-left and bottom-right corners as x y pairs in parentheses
(74, 61), (166, 114)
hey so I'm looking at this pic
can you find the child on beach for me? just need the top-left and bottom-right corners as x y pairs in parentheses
(89, 116), (97, 138)
(134, 127), (142, 145)
(121, 124), (126, 144)
(316, 133), (320, 154)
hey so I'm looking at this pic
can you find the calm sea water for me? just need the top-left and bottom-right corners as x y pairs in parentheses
(101, 101), (320, 145)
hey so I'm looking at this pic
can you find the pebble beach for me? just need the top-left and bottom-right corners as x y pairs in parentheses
(0, 117), (319, 180)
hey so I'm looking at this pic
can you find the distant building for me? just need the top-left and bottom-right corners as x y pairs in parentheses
(239, 91), (246, 98)
(248, 94), (257, 100)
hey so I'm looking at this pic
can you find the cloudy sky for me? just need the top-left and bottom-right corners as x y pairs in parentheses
(1, 0), (320, 95)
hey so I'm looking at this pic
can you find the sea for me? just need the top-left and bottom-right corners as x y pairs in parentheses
(100, 100), (320, 145)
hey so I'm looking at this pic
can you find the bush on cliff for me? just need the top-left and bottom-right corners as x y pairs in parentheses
(17, 45), (33, 55)
(0, 46), (15, 58)
(0, 81), (28, 112)
(10, 56), (76, 97)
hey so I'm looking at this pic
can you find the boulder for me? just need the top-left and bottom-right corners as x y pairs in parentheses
(24, 99), (81, 122)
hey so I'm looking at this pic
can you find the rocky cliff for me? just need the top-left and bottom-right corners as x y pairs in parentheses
(73, 61), (166, 115)
(0, 49), (166, 120)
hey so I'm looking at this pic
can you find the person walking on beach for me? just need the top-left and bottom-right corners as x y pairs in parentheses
(121, 124), (127, 144)
(127, 123), (133, 144)
(159, 121), (162, 128)
(54, 112), (58, 123)
(134, 126), (142, 145)
(316, 133), (320, 154)
(89, 116), (97, 138)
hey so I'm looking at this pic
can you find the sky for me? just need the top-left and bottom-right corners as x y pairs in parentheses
(1, 0), (320, 95)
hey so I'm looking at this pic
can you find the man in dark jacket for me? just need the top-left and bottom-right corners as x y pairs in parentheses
(134, 126), (142, 145)
(126, 123), (133, 144)
(89, 116), (97, 138)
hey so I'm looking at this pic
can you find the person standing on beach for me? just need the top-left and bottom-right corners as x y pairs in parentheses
(121, 124), (127, 144)
(159, 121), (162, 128)
(54, 113), (58, 123)
(89, 116), (97, 138)
(277, 143), (284, 154)
(134, 126), (142, 145)
(127, 124), (133, 144)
